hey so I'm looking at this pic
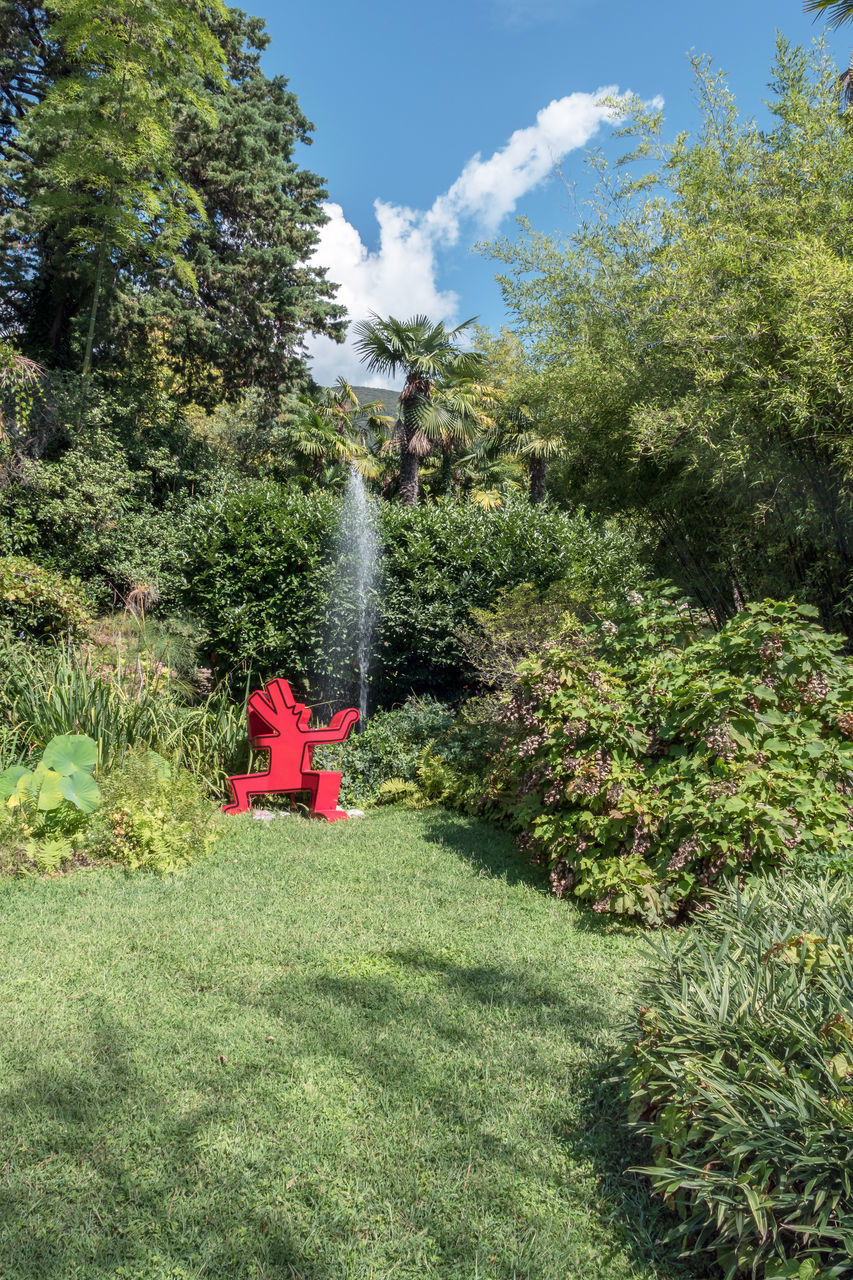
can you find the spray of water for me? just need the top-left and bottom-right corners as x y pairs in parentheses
(326, 466), (380, 721)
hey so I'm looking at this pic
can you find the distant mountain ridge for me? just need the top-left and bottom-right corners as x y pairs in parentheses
(325, 386), (399, 421)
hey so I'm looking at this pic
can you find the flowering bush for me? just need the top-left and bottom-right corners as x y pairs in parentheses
(483, 593), (853, 923)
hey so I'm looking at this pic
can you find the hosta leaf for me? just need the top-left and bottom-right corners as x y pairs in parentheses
(42, 734), (98, 777)
(58, 770), (101, 813)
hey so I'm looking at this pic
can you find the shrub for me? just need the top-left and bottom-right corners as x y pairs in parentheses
(182, 483), (642, 701)
(181, 481), (336, 686)
(84, 750), (219, 872)
(457, 579), (596, 690)
(316, 697), (453, 809)
(0, 556), (92, 639)
(626, 874), (853, 1280)
(376, 500), (640, 700)
(484, 593), (853, 923)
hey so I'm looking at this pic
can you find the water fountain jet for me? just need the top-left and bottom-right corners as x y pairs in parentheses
(324, 466), (380, 722)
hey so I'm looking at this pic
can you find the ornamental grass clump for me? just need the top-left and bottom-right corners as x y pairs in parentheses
(484, 592), (853, 923)
(0, 636), (247, 793)
(626, 875), (853, 1280)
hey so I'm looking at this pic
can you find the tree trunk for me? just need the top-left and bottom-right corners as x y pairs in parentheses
(399, 437), (419, 505)
(529, 455), (547, 503)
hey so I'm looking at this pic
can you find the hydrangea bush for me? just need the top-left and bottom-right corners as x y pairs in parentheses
(483, 593), (853, 923)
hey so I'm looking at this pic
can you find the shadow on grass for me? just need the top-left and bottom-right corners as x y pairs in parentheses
(562, 1065), (716, 1280)
(0, 819), (693, 1280)
(420, 810), (547, 888)
(0, 967), (696, 1280)
(236, 954), (697, 1279)
(0, 1010), (322, 1280)
(420, 809), (655, 942)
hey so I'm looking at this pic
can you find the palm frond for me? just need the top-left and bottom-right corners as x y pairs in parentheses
(804, 0), (853, 28)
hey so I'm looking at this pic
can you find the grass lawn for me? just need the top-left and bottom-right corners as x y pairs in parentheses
(0, 809), (693, 1280)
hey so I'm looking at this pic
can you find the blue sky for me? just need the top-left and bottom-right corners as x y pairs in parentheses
(249, 0), (850, 385)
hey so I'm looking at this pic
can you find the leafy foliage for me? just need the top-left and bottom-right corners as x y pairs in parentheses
(0, 555), (92, 639)
(487, 41), (853, 634)
(84, 749), (218, 871)
(0, 731), (100, 873)
(458, 578), (616, 690)
(2, 2), (342, 423)
(483, 593), (853, 923)
(115, 8), (345, 407)
(183, 483), (642, 700)
(627, 874), (853, 1280)
(315, 697), (453, 809)
(0, 635), (246, 792)
(6, 0), (227, 368)
(0, 731), (100, 823)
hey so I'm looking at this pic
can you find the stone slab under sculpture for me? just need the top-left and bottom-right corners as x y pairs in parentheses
(223, 678), (358, 822)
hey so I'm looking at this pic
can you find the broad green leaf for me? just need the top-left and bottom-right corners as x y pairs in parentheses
(42, 734), (98, 777)
(58, 770), (101, 813)
(0, 765), (29, 801)
(36, 769), (66, 811)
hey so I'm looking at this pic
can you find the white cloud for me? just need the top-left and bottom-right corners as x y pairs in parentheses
(308, 201), (459, 389)
(307, 87), (634, 386)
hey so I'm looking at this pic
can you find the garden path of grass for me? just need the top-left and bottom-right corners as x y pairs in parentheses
(0, 809), (694, 1280)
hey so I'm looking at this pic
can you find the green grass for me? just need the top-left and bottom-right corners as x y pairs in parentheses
(0, 809), (695, 1280)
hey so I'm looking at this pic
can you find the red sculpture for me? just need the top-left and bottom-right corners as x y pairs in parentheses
(222, 678), (359, 821)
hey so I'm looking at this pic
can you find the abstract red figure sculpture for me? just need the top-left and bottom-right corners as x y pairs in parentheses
(222, 678), (359, 821)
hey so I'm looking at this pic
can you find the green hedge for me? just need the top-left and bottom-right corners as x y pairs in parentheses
(315, 697), (453, 809)
(181, 482), (640, 703)
(627, 874), (853, 1280)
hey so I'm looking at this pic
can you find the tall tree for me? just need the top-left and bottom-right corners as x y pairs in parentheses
(352, 313), (484, 504)
(474, 328), (570, 503)
(487, 40), (853, 631)
(3, 0), (228, 370)
(116, 9), (346, 408)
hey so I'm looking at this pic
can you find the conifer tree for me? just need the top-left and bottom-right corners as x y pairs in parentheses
(117, 10), (346, 407)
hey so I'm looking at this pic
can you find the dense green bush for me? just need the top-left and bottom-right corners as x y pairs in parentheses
(316, 697), (453, 809)
(183, 482), (641, 701)
(483, 593), (853, 923)
(0, 556), (92, 639)
(627, 874), (853, 1280)
(181, 481), (336, 687)
(375, 501), (638, 699)
(0, 372), (225, 612)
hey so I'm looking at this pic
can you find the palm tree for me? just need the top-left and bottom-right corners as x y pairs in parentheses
(276, 380), (394, 485)
(352, 313), (484, 505)
(475, 400), (569, 504)
(805, 0), (853, 101)
(805, 0), (853, 22)
(313, 378), (394, 472)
